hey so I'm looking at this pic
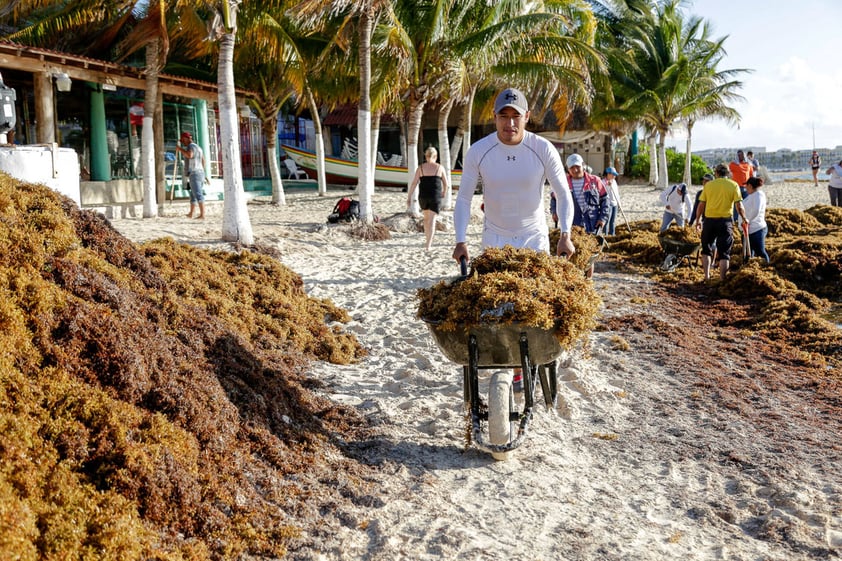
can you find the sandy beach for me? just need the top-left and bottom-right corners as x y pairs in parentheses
(110, 178), (841, 561)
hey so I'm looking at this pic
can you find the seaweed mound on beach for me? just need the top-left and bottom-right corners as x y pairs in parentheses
(549, 225), (604, 271)
(603, 209), (842, 368)
(416, 246), (601, 348)
(0, 173), (371, 559)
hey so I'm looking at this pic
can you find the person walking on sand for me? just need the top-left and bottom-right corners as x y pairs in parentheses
(694, 163), (748, 281)
(453, 87), (576, 398)
(174, 131), (207, 219)
(742, 176), (769, 263)
(603, 167), (621, 235)
(810, 150), (822, 187)
(658, 182), (692, 232)
(825, 159), (842, 207)
(407, 146), (449, 251)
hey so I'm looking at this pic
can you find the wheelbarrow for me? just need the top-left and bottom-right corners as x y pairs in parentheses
(423, 320), (563, 460)
(422, 260), (563, 461)
(659, 236), (701, 272)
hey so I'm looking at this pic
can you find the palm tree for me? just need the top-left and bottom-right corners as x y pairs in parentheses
(393, 0), (602, 212)
(212, 0), (254, 244)
(676, 28), (745, 185)
(295, 0), (393, 222)
(588, 0), (655, 175)
(234, 0), (303, 205)
(608, 0), (745, 189)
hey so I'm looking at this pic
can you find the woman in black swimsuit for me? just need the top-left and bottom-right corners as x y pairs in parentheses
(407, 146), (450, 251)
(810, 150), (821, 186)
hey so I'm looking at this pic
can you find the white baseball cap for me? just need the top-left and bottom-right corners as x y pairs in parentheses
(566, 153), (584, 168)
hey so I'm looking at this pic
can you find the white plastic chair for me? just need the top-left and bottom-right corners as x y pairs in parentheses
(284, 158), (307, 179)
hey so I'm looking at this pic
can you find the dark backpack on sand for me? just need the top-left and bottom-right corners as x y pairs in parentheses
(327, 197), (360, 223)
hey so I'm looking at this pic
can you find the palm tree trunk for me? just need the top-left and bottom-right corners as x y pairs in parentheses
(356, 0), (374, 223)
(406, 98), (426, 215)
(648, 134), (658, 186)
(142, 43), (159, 218)
(658, 130), (668, 190)
(683, 121), (693, 186)
(305, 89), (327, 196)
(263, 113), (285, 205)
(398, 118), (407, 168)
(462, 86), (476, 153)
(370, 110), (381, 174)
(437, 97), (454, 210)
(218, 29), (254, 244)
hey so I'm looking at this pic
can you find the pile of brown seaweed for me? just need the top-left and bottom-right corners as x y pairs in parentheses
(0, 173), (370, 560)
(549, 225), (604, 271)
(659, 225), (701, 245)
(416, 246), (601, 349)
(603, 205), (842, 368)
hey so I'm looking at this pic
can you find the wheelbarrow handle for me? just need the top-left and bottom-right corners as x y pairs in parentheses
(459, 256), (468, 277)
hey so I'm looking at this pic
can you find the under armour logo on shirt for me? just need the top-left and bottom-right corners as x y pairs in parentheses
(507, 156), (516, 161)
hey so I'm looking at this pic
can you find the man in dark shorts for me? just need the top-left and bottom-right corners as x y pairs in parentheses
(693, 163), (748, 281)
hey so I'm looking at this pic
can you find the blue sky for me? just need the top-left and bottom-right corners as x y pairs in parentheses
(667, 0), (842, 152)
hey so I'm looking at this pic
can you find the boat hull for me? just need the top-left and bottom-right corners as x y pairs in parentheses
(282, 144), (461, 188)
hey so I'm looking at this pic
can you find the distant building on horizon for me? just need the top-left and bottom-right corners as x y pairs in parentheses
(693, 145), (842, 171)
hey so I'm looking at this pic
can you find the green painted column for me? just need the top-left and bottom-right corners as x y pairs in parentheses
(192, 99), (210, 175)
(89, 84), (110, 181)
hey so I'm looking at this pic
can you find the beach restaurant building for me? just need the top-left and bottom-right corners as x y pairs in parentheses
(0, 41), (277, 214)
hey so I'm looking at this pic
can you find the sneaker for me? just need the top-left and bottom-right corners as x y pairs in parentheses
(512, 372), (523, 393)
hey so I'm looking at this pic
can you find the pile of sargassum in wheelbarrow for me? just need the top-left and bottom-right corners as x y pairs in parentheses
(415, 229), (603, 460)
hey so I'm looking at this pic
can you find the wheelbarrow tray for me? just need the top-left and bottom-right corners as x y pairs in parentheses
(659, 237), (701, 256)
(424, 320), (563, 367)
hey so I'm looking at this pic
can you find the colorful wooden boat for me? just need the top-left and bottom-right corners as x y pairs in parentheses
(282, 144), (462, 188)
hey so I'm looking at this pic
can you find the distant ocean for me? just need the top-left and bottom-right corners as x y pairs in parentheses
(766, 170), (825, 182)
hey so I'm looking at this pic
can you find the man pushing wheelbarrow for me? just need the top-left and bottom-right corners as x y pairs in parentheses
(429, 87), (599, 460)
(418, 248), (601, 460)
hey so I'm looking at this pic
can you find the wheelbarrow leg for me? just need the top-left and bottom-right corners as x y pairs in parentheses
(467, 334), (481, 421)
(518, 333), (535, 410)
(537, 361), (558, 410)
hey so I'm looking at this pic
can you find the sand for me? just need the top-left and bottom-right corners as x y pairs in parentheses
(111, 178), (841, 561)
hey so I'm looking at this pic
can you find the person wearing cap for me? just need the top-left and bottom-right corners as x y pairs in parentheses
(565, 152), (609, 235)
(602, 167), (621, 235)
(174, 131), (207, 219)
(689, 173), (714, 227)
(452, 87), (575, 263)
(694, 163), (748, 281)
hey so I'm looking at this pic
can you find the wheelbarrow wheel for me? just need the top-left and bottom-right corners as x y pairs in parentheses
(488, 370), (513, 461)
(660, 253), (680, 272)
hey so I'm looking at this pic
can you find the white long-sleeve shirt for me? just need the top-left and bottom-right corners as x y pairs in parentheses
(659, 184), (692, 221)
(742, 190), (767, 234)
(605, 177), (621, 207)
(454, 131), (573, 244)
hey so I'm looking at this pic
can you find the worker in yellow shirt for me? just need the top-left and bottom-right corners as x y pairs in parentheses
(694, 163), (748, 281)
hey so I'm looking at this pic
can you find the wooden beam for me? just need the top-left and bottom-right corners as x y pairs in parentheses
(0, 42), (250, 102)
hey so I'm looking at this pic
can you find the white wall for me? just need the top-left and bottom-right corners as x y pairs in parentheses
(0, 145), (81, 206)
